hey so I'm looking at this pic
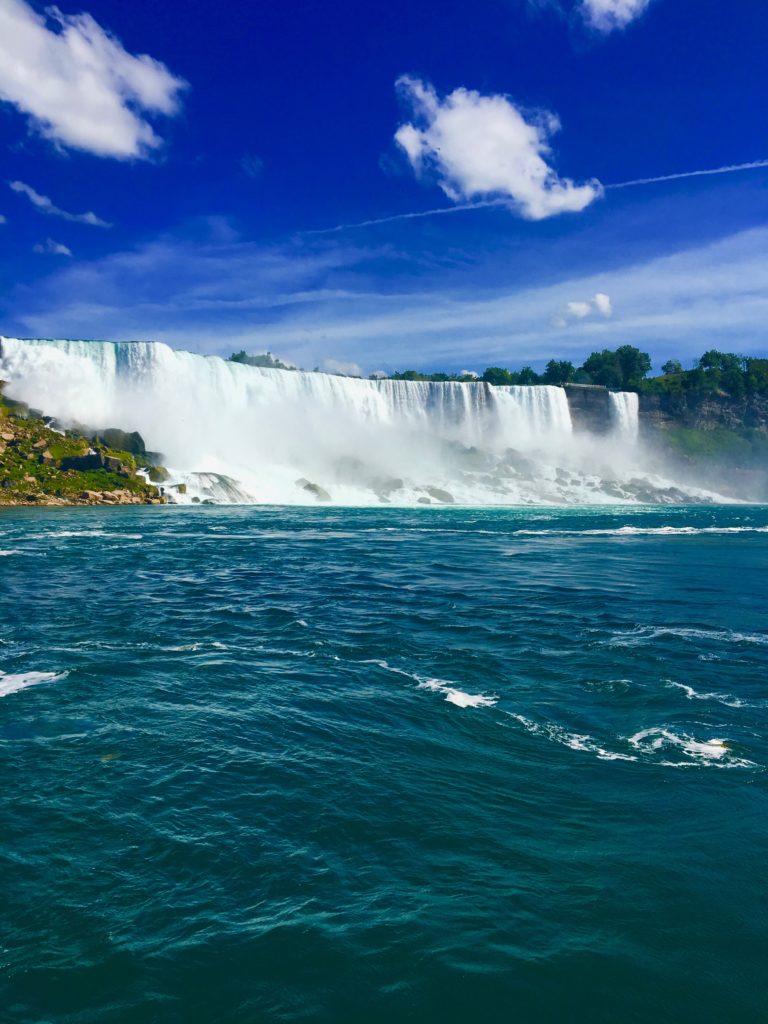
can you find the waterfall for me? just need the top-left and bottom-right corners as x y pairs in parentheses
(1, 337), (718, 506)
(0, 337), (572, 454)
(609, 391), (640, 443)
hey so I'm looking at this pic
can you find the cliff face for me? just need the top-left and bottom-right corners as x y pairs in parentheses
(564, 384), (768, 438)
(639, 392), (768, 433)
(563, 384), (613, 434)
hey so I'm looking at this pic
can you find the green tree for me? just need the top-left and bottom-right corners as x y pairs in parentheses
(482, 367), (517, 386)
(616, 345), (652, 388)
(391, 370), (429, 381)
(698, 351), (746, 396)
(581, 346), (651, 389)
(745, 358), (768, 394)
(581, 350), (623, 388)
(518, 366), (540, 385)
(661, 359), (683, 375)
(542, 359), (575, 385)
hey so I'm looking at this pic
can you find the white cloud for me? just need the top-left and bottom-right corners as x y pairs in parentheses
(580, 0), (652, 33)
(10, 180), (110, 226)
(0, 214), (6, 224)
(566, 300), (592, 318)
(394, 75), (602, 220)
(0, 0), (185, 159)
(33, 237), (72, 256)
(557, 292), (612, 326)
(593, 292), (612, 316)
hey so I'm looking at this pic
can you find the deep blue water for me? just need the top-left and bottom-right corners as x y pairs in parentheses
(1, 504), (767, 1024)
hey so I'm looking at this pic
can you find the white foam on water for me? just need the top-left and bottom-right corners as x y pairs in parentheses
(627, 728), (754, 767)
(506, 712), (637, 761)
(665, 680), (746, 708)
(35, 530), (144, 540)
(512, 525), (768, 537)
(364, 660), (497, 708)
(0, 670), (67, 698)
(607, 625), (768, 648)
(0, 549), (23, 556)
(417, 678), (498, 708)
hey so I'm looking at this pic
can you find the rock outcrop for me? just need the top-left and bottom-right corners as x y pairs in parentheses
(564, 384), (613, 434)
(639, 392), (768, 433)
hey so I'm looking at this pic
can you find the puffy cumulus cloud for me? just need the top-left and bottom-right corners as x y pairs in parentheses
(580, 0), (652, 33)
(0, 0), (185, 159)
(33, 237), (72, 256)
(593, 291), (612, 316)
(10, 180), (110, 226)
(394, 75), (602, 220)
(554, 292), (612, 327)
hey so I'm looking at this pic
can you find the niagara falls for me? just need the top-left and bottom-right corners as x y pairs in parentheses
(0, 337), (751, 507)
(2, 2), (768, 1023)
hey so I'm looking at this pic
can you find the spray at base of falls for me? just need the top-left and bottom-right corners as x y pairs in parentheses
(0, 337), (725, 505)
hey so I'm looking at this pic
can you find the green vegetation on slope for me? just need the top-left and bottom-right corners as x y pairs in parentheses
(0, 387), (164, 506)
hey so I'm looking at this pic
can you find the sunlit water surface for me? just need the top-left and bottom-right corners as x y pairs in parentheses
(1, 504), (767, 1023)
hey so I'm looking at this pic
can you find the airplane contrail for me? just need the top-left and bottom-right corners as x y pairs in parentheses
(606, 159), (768, 188)
(305, 198), (506, 234)
(306, 159), (768, 234)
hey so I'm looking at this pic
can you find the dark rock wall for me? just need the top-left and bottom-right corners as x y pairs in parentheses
(639, 392), (768, 433)
(564, 384), (612, 434)
(564, 384), (768, 436)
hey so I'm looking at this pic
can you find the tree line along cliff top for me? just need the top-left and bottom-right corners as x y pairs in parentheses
(229, 346), (768, 397)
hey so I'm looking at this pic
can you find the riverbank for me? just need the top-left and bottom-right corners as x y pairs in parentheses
(0, 389), (164, 507)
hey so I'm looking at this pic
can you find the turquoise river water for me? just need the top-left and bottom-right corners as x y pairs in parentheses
(1, 504), (767, 1023)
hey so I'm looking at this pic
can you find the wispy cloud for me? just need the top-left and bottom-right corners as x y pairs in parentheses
(8, 225), (768, 373)
(394, 75), (602, 220)
(9, 181), (111, 227)
(241, 154), (264, 179)
(0, 0), (185, 159)
(33, 238), (72, 257)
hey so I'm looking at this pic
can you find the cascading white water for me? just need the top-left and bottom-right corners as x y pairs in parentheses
(0, 337), (720, 505)
(609, 391), (640, 443)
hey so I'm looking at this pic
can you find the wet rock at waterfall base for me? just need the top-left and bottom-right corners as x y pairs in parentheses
(295, 478), (332, 502)
(372, 476), (404, 500)
(425, 486), (455, 504)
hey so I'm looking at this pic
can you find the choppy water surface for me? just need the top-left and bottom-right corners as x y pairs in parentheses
(1, 504), (767, 1023)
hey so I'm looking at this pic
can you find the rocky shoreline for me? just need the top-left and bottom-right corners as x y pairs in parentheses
(0, 386), (165, 507)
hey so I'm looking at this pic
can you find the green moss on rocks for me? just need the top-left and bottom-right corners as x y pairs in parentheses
(0, 396), (164, 506)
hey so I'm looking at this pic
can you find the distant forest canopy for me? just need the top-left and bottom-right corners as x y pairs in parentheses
(227, 347), (768, 396)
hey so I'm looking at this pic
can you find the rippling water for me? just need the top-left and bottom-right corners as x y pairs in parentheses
(2, 504), (767, 1023)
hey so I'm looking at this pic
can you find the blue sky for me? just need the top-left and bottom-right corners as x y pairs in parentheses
(0, 0), (767, 375)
